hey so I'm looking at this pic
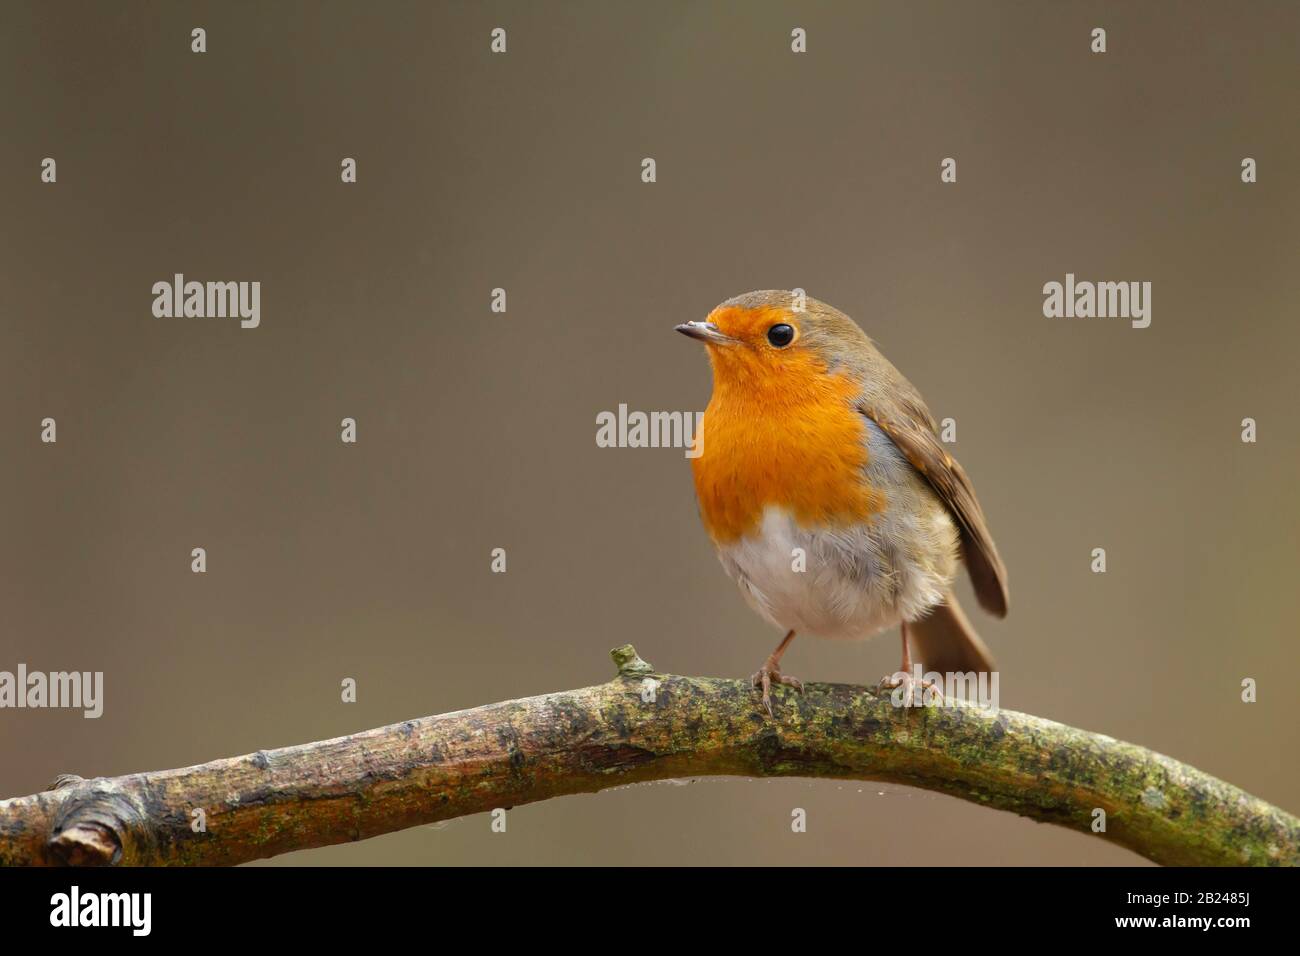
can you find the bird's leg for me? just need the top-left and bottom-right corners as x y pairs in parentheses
(751, 629), (803, 717)
(880, 622), (942, 705)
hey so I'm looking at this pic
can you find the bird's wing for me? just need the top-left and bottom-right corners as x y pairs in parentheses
(858, 393), (1009, 618)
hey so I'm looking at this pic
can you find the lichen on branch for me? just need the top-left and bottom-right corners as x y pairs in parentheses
(0, 645), (1295, 866)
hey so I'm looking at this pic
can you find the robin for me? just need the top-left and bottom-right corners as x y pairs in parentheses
(676, 290), (1008, 713)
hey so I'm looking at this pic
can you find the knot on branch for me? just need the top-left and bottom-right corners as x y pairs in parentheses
(47, 779), (155, 867)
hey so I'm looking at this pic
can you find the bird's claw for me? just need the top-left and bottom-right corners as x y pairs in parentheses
(879, 671), (943, 707)
(751, 662), (804, 717)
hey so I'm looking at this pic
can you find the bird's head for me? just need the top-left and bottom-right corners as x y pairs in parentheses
(676, 290), (876, 396)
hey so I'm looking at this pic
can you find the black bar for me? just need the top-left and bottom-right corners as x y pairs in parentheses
(0, 866), (1283, 941)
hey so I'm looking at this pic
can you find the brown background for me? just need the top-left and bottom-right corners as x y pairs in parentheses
(3, 1), (1297, 865)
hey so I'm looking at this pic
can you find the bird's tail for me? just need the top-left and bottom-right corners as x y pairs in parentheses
(908, 595), (996, 675)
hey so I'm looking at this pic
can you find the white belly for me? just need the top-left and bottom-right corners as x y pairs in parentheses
(715, 505), (958, 641)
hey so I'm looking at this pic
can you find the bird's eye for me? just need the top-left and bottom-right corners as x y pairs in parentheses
(766, 323), (796, 348)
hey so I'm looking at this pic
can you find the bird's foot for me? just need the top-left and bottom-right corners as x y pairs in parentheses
(751, 660), (804, 717)
(879, 669), (943, 708)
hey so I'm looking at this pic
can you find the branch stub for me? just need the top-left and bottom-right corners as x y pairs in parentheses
(610, 644), (654, 676)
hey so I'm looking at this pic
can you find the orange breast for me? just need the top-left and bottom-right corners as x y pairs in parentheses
(691, 358), (884, 543)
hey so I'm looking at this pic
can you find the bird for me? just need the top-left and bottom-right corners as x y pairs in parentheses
(676, 290), (1008, 714)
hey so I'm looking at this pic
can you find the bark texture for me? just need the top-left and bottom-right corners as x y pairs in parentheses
(0, 645), (1294, 866)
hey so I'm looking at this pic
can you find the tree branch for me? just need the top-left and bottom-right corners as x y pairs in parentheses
(1, 645), (1294, 866)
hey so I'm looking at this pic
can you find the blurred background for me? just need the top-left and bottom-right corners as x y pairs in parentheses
(2, 1), (1297, 865)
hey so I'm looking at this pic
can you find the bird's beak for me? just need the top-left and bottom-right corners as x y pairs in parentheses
(675, 320), (734, 345)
